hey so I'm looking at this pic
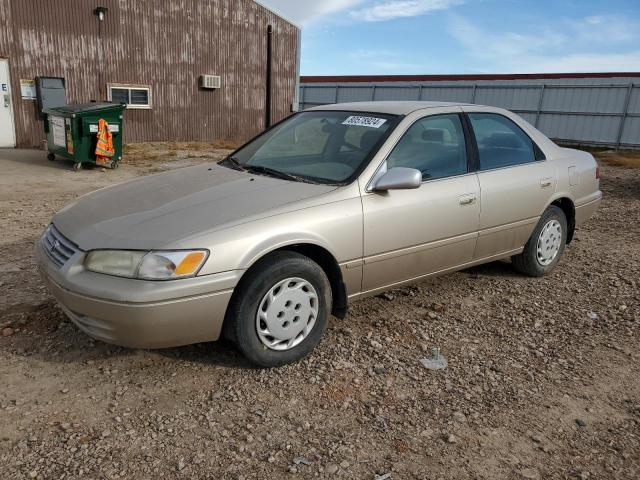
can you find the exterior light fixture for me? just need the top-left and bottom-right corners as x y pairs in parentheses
(94, 6), (108, 21)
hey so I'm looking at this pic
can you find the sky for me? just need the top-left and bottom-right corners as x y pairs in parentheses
(259, 0), (640, 75)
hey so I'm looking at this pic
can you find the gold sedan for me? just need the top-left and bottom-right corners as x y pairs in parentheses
(37, 102), (602, 367)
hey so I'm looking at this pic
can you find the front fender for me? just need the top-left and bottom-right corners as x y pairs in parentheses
(239, 232), (339, 271)
(195, 196), (364, 277)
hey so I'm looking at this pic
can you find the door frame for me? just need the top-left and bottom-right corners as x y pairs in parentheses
(357, 107), (482, 295)
(461, 107), (553, 259)
(0, 57), (17, 148)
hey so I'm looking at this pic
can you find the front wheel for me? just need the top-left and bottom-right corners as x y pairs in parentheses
(512, 205), (567, 277)
(224, 251), (332, 368)
(47, 153), (55, 162)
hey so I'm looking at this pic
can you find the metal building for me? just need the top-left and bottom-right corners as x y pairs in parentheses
(0, 0), (300, 148)
(300, 73), (640, 149)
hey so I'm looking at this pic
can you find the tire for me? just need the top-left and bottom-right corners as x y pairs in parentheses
(72, 162), (82, 172)
(47, 153), (55, 162)
(512, 205), (567, 277)
(225, 251), (332, 368)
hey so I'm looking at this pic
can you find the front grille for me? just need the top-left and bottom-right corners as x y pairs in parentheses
(41, 225), (79, 268)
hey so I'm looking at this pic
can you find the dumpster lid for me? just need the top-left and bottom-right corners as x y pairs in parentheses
(44, 102), (125, 115)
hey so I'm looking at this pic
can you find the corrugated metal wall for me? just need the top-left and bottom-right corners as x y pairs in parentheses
(0, 0), (299, 147)
(300, 77), (640, 149)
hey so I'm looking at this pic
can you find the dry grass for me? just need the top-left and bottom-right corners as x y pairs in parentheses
(125, 140), (240, 153)
(179, 140), (242, 150)
(594, 150), (640, 168)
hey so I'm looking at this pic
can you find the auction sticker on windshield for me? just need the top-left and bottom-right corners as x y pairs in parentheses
(342, 116), (387, 128)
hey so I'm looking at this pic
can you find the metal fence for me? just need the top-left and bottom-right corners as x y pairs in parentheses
(300, 80), (640, 149)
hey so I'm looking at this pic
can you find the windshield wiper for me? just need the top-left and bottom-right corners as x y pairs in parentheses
(219, 156), (245, 171)
(221, 158), (318, 184)
(244, 165), (307, 183)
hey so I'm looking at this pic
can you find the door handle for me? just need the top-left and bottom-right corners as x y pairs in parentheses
(2, 94), (9, 108)
(459, 194), (477, 206)
(540, 177), (553, 188)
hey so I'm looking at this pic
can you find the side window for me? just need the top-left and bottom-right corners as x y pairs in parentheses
(386, 114), (468, 180)
(107, 84), (152, 109)
(468, 113), (536, 170)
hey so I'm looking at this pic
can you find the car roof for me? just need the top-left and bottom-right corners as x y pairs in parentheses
(308, 101), (475, 116)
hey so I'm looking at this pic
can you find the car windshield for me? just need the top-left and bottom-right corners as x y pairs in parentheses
(221, 111), (398, 184)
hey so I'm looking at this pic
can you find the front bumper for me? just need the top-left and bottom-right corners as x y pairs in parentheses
(35, 235), (241, 349)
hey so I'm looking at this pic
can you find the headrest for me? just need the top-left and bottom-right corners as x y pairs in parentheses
(422, 128), (445, 143)
(481, 132), (522, 149)
(321, 122), (336, 134)
(360, 130), (379, 150)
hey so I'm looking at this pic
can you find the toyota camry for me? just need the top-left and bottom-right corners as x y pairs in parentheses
(36, 102), (602, 367)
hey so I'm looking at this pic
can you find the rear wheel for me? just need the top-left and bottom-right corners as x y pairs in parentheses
(47, 153), (55, 162)
(225, 251), (331, 368)
(512, 205), (567, 277)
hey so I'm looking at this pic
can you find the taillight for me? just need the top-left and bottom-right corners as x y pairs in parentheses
(596, 166), (601, 179)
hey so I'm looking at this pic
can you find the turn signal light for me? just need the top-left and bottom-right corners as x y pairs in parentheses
(175, 252), (207, 275)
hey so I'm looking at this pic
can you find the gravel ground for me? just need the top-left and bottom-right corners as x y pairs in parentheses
(0, 146), (638, 480)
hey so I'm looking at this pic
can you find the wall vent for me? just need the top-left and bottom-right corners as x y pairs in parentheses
(201, 75), (222, 89)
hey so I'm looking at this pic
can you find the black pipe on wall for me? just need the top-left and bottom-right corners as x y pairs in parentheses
(266, 24), (273, 128)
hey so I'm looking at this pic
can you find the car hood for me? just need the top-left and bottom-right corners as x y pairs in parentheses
(53, 163), (337, 250)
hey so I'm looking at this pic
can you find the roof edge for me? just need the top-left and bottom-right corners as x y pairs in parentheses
(301, 72), (640, 83)
(252, 1), (301, 29)
(308, 100), (475, 115)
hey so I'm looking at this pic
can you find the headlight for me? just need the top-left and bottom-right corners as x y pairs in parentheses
(85, 250), (208, 280)
(84, 250), (146, 278)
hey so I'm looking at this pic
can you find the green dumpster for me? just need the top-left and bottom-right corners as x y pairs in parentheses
(43, 103), (125, 170)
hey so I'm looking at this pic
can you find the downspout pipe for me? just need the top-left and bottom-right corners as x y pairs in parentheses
(266, 24), (273, 128)
(294, 27), (301, 112)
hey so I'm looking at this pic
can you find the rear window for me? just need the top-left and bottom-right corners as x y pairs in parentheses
(469, 113), (537, 170)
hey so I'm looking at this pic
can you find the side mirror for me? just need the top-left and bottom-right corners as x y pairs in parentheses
(373, 167), (422, 191)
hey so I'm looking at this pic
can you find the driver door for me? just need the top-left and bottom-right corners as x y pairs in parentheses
(360, 112), (480, 294)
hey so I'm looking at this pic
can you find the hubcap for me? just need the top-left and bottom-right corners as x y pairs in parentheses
(536, 219), (562, 266)
(256, 277), (318, 351)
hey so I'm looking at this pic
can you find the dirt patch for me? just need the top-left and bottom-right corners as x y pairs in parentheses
(0, 149), (638, 479)
(124, 141), (241, 162)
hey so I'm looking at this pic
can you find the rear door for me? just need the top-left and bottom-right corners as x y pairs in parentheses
(360, 110), (481, 294)
(0, 59), (16, 148)
(465, 110), (554, 259)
